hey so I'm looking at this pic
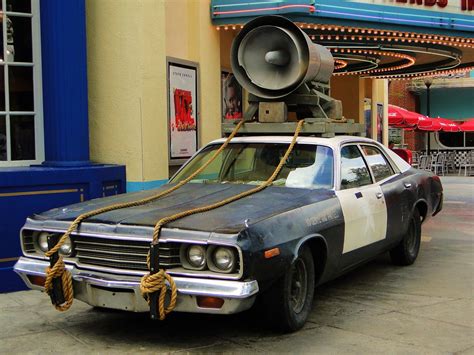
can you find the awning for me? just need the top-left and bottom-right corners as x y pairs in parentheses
(460, 119), (474, 132)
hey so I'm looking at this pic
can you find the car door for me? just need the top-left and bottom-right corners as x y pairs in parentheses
(335, 144), (388, 269)
(360, 144), (410, 246)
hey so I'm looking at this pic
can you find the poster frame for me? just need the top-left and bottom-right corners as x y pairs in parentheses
(167, 57), (200, 166)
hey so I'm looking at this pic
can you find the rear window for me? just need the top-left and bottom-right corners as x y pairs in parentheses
(361, 145), (394, 182)
(340, 145), (372, 190)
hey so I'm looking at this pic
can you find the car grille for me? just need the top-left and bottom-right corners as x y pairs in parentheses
(72, 235), (181, 272)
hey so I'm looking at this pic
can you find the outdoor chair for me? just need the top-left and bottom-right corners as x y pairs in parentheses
(411, 151), (420, 169)
(419, 155), (431, 171)
(444, 151), (456, 174)
(431, 153), (445, 176)
(459, 151), (474, 176)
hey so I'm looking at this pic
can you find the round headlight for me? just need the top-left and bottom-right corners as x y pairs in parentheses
(59, 236), (73, 256)
(187, 245), (206, 268)
(213, 247), (235, 272)
(37, 232), (49, 252)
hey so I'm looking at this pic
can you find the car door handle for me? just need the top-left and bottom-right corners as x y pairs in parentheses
(376, 192), (383, 199)
(404, 183), (412, 189)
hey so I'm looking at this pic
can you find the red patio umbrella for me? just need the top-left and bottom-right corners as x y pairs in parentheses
(389, 105), (410, 126)
(438, 118), (460, 132)
(460, 119), (474, 132)
(417, 117), (460, 132)
(388, 105), (423, 128)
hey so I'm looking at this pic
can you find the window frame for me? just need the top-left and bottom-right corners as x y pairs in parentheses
(0, 0), (44, 167)
(359, 144), (397, 183)
(337, 141), (400, 191)
(436, 131), (474, 149)
(338, 143), (374, 191)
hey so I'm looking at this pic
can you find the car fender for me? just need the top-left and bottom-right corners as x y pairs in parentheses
(293, 234), (328, 262)
(412, 197), (429, 222)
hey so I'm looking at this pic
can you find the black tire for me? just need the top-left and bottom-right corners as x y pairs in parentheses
(390, 208), (421, 266)
(261, 245), (315, 333)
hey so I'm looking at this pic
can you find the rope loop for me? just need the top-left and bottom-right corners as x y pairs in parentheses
(44, 256), (74, 312)
(140, 269), (178, 320)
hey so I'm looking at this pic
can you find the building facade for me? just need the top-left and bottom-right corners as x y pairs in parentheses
(1, 0), (472, 292)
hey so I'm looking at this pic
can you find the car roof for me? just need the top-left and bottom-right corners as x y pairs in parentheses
(208, 135), (412, 173)
(209, 135), (377, 150)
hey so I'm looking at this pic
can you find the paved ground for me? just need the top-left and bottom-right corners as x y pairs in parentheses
(1, 177), (473, 354)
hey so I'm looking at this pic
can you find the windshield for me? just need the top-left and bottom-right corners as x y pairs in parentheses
(170, 143), (334, 189)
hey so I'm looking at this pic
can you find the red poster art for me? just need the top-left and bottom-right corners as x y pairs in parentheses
(173, 89), (196, 131)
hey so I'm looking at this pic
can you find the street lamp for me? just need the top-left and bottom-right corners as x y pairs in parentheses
(424, 78), (433, 155)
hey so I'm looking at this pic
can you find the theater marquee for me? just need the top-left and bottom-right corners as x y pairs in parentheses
(349, 0), (473, 13)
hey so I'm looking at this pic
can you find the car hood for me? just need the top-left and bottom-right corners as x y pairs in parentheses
(33, 183), (335, 233)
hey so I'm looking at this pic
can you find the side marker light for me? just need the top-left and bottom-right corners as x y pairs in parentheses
(264, 248), (280, 259)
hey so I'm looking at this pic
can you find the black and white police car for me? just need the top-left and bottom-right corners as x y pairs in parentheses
(15, 135), (442, 332)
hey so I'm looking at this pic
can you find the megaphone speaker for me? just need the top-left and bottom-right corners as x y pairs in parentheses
(231, 16), (334, 99)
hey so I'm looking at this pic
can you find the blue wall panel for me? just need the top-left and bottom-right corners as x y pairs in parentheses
(0, 165), (126, 293)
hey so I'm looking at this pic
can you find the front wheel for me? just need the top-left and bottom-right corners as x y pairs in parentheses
(390, 208), (421, 266)
(261, 245), (315, 332)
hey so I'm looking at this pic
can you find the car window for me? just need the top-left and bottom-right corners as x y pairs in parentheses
(170, 143), (334, 189)
(231, 147), (256, 175)
(361, 145), (394, 182)
(340, 145), (372, 190)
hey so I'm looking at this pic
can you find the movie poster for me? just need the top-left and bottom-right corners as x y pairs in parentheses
(168, 61), (198, 161)
(377, 103), (384, 143)
(221, 71), (243, 121)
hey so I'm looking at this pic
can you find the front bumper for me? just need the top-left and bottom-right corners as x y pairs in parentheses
(14, 257), (259, 314)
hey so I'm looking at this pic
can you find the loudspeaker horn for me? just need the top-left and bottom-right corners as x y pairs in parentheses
(231, 16), (334, 99)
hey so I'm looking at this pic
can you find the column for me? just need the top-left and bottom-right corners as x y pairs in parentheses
(371, 79), (389, 145)
(40, 0), (90, 166)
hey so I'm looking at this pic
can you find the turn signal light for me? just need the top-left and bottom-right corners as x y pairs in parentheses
(196, 296), (225, 309)
(27, 275), (46, 287)
(264, 247), (280, 259)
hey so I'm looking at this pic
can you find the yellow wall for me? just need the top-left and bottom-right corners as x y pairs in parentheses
(87, 0), (222, 188)
(331, 76), (363, 123)
(86, 3), (390, 190)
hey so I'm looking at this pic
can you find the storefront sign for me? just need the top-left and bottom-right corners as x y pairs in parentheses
(349, 0), (472, 13)
(167, 59), (199, 164)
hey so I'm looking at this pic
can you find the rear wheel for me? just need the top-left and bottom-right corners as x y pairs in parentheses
(390, 208), (421, 266)
(261, 245), (315, 332)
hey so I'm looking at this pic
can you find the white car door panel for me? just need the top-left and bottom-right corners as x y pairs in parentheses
(336, 184), (387, 254)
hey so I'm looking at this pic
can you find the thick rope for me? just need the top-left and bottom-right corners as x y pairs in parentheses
(43, 256), (74, 311)
(140, 270), (177, 320)
(44, 120), (244, 312)
(139, 120), (305, 319)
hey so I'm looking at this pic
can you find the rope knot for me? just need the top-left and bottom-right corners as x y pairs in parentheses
(44, 256), (74, 312)
(140, 269), (177, 320)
